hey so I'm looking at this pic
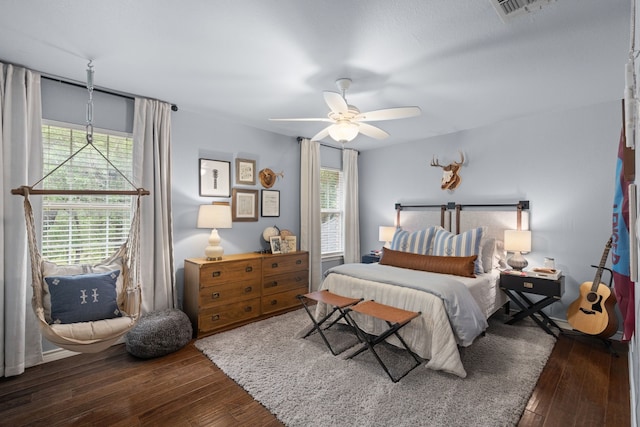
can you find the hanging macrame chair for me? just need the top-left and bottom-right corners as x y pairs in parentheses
(11, 61), (150, 353)
(17, 187), (145, 353)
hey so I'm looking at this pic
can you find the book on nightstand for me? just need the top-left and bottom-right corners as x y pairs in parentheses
(501, 268), (562, 280)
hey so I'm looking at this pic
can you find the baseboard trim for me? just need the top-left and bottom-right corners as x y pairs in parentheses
(41, 348), (80, 364)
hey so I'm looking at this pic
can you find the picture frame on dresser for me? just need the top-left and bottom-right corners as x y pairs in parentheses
(270, 236), (282, 254)
(232, 188), (258, 221)
(199, 158), (230, 197)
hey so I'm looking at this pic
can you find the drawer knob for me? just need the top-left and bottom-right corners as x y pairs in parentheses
(212, 271), (221, 278)
(244, 306), (252, 312)
(523, 282), (534, 289)
(296, 259), (302, 265)
(266, 281), (278, 288)
(295, 276), (302, 282)
(272, 262), (278, 268)
(244, 286), (253, 293)
(211, 314), (220, 321)
(211, 292), (220, 299)
(246, 266), (253, 272)
(270, 299), (278, 305)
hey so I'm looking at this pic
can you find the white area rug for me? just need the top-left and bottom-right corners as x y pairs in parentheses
(195, 309), (555, 427)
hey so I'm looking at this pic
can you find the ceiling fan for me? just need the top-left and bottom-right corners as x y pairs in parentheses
(270, 78), (421, 143)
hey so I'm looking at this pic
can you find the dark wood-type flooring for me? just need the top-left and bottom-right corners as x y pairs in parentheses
(0, 331), (630, 426)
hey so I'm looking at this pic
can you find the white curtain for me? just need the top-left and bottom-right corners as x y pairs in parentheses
(133, 98), (176, 311)
(342, 148), (360, 263)
(1, 63), (43, 376)
(300, 138), (322, 291)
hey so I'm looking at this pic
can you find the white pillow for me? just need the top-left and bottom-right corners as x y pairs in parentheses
(480, 237), (496, 273)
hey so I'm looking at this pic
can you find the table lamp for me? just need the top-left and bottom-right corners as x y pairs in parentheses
(379, 226), (396, 249)
(504, 229), (532, 270)
(197, 202), (232, 260)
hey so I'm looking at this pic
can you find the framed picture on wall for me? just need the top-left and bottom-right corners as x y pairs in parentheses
(232, 188), (258, 221)
(261, 189), (280, 217)
(235, 158), (256, 185)
(199, 159), (230, 197)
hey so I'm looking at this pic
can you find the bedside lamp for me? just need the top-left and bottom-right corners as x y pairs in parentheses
(379, 226), (396, 249)
(504, 229), (532, 271)
(197, 202), (232, 260)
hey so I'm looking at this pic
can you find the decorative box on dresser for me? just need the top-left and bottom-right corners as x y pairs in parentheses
(184, 251), (309, 338)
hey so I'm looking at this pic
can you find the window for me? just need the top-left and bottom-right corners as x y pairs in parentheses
(41, 121), (135, 264)
(320, 168), (344, 256)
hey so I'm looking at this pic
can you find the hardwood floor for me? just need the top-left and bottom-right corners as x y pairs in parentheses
(0, 332), (629, 426)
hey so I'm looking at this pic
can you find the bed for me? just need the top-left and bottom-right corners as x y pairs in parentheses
(315, 201), (529, 378)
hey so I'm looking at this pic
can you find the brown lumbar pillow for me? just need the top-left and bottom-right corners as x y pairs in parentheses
(379, 247), (477, 278)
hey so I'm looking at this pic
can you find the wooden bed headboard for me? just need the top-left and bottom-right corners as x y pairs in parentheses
(395, 201), (530, 241)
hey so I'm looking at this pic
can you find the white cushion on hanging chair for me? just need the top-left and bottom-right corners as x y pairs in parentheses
(41, 257), (125, 323)
(49, 314), (135, 342)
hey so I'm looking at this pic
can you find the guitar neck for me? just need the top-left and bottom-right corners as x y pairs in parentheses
(591, 238), (612, 292)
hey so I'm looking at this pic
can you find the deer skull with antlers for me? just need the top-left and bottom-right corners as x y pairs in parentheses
(431, 151), (464, 190)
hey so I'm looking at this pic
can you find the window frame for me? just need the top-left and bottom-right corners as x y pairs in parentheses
(40, 120), (135, 265)
(320, 166), (345, 258)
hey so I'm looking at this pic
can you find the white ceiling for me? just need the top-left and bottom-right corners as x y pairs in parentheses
(0, 0), (631, 150)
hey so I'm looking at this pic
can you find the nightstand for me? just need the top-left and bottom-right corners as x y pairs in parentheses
(362, 254), (380, 264)
(500, 272), (564, 337)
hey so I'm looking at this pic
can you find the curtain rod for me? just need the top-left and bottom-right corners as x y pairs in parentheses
(296, 136), (359, 152)
(42, 75), (178, 112)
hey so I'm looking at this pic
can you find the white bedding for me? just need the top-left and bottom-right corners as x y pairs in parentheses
(315, 267), (506, 378)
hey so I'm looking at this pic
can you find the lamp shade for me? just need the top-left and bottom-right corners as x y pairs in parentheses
(328, 122), (359, 142)
(379, 226), (396, 243)
(197, 202), (232, 229)
(504, 230), (531, 253)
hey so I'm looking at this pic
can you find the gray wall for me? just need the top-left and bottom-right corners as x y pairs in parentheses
(359, 99), (620, 323)
(171, 109), (300, 307)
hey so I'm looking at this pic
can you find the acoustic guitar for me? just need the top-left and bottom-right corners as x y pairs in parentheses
(566, 237), (618, 338)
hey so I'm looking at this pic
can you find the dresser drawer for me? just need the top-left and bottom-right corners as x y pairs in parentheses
(262, 270), (309, 296)
(261, 288), (306, 314)
(198, 298), (261, 334)
(199, 259), (261, 287)
(262, 253), (309, 277)
(500, 274), (564, 298)
(198, 278), (261, 309)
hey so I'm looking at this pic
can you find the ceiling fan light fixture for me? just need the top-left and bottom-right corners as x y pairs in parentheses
(328, 121), (359, 142)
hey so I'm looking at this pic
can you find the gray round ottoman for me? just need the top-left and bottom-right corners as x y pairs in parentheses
(125, 309), (193, 358)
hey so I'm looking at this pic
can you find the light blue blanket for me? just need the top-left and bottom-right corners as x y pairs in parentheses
(324, 263), (488, 346)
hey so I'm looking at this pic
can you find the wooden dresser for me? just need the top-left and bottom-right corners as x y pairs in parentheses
(184, 251), (309, 338)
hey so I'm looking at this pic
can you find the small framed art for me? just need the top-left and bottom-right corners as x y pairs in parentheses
(270, 236), (282, 254)
(261, 189), (280, 217)
(283, 235), (297, 253)
(235, 158), (256, 185)
(232, 188), (258, 222)
(199, 159), (231, 197)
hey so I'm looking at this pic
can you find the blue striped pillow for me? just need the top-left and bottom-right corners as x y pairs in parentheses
(390, 227), (441, 255)
(432, 227), (484, 274)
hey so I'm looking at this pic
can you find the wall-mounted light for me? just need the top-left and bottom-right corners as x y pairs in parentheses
(197, 202), (232, 260)
(504, 229), (531, 270)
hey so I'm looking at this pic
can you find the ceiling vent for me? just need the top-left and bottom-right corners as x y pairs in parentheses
(490, 0), (557, 22)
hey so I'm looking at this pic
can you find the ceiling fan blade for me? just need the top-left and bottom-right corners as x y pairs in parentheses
(355, 106), (421, 122)
(323, 91), (348, 114)
(269, 117), (332, 122)
(311, 125), (332, 142)
(358, 123), (389, 139)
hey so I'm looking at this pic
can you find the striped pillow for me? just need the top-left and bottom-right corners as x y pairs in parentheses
(432, 227), (484, 274)
(390, 226), (441, 255)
